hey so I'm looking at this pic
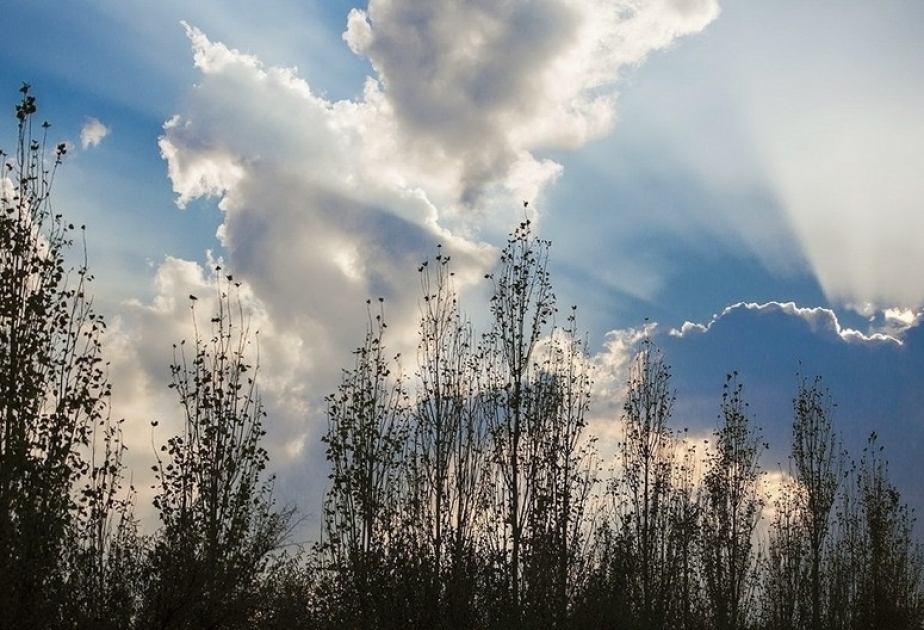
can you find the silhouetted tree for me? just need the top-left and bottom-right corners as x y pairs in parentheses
(853, 433), (924, 629)
(407, 247), (488, 628)
(481, 219), (597, 628)
(142, 277), (291, 630)
(762, 472), (808, 630)
(320, 300), (410, 628)
(615, 336), (679, 630)
(64, 415), (142, 630)
(0, 85), (133, 630)
(481, 219), (557, 624)
(825, 433), (924, 630)
(700, 373), (764, 630)
(791, 374), (843, 630)
(519, 309), (596, 629)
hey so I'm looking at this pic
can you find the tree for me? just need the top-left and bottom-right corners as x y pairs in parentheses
(615, 335), (680, 630)
(853, 433), (924, 629)
(480, 219), (597, 627)
(320, 299), (410, 627)
(826, 433), (924, 630)
(669, 434), (703, 630)
(64, 413), (142, 630)
(408, 247), (488, 627)
(143, 276), (291, 630)
(700, 373), (764, 630)
(481, 218), (558, 624)
(791, 373), (843, 630)
(519, 309), (596, 628)
(762, 473), (809, 630)
(0, 85), (130, 629)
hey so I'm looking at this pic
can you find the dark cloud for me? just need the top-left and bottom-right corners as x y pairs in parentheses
(659, 302), (924, 525)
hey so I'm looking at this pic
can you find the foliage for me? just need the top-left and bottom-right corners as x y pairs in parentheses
(3, 87), (924, 630)
(0, 85), (134, 630)
(700, 373), (764, 630)
(143, 276), (292, 629)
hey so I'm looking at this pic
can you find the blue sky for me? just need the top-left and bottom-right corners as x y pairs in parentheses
(2, 1), (923, 533)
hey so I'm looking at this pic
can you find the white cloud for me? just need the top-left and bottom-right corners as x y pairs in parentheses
(586, 321), (657, 454)
(80, 117), (110, 149)
(110, 5), (719, 528)
(343, 0), (719, 211)
(151, 8), (722, 407)
(669, 301), (912, 345)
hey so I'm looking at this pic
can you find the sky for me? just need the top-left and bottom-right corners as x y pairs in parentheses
(2, 0), (923, 537)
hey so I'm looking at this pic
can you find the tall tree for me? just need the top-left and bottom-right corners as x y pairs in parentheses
(409, 247), (488, 626)
(519, 309), (596, 628)
(65, 413), (142, 630)
(321, 299), (410, 626)
(762, 473), (809, 630)
(791, 373), (843, 630)
(143, 276), (291, 630)
(827, 433), (924, 630)
(700, 373), (764, 630)
(480, 218), (596, 627)
(482, 218), (558, 623)
(0, 85), (128, 629)
(616, 336), (679, 630)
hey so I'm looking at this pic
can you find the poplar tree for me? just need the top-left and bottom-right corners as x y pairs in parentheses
(791, 374), (843, 630)
(482, 219), (558, 623)
(0, 85), (132, 629)
(701, 374), (764, 630)
(616, 336), (678, 630)
(321, 300), (409, 626)
(409, 247), (488, 626)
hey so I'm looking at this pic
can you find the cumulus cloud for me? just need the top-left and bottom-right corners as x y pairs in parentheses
(108, 5), (720, 527)
(344, 0), (719, 209)
(586, 321), (658, 454)
(80, 117), (110, 149)
(151, 5), (721, 414)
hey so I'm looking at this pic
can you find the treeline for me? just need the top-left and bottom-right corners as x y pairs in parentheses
(311, 225), (924, 630)
(1, 88), (922, 630)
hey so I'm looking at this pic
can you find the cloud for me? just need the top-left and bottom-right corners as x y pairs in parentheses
(586, 321), (657, 455)
(153, 7), (723, 410)
(561, 4), (924, 315)
(107, 5), (720, 529)
(344, 0), (719, 209)
(669, 301), (916, 345)
(80, 117), (110, 149)
(666, 302), (924, 523)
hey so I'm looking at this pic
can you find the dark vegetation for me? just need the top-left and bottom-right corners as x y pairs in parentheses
(1, 88), (922, 629)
